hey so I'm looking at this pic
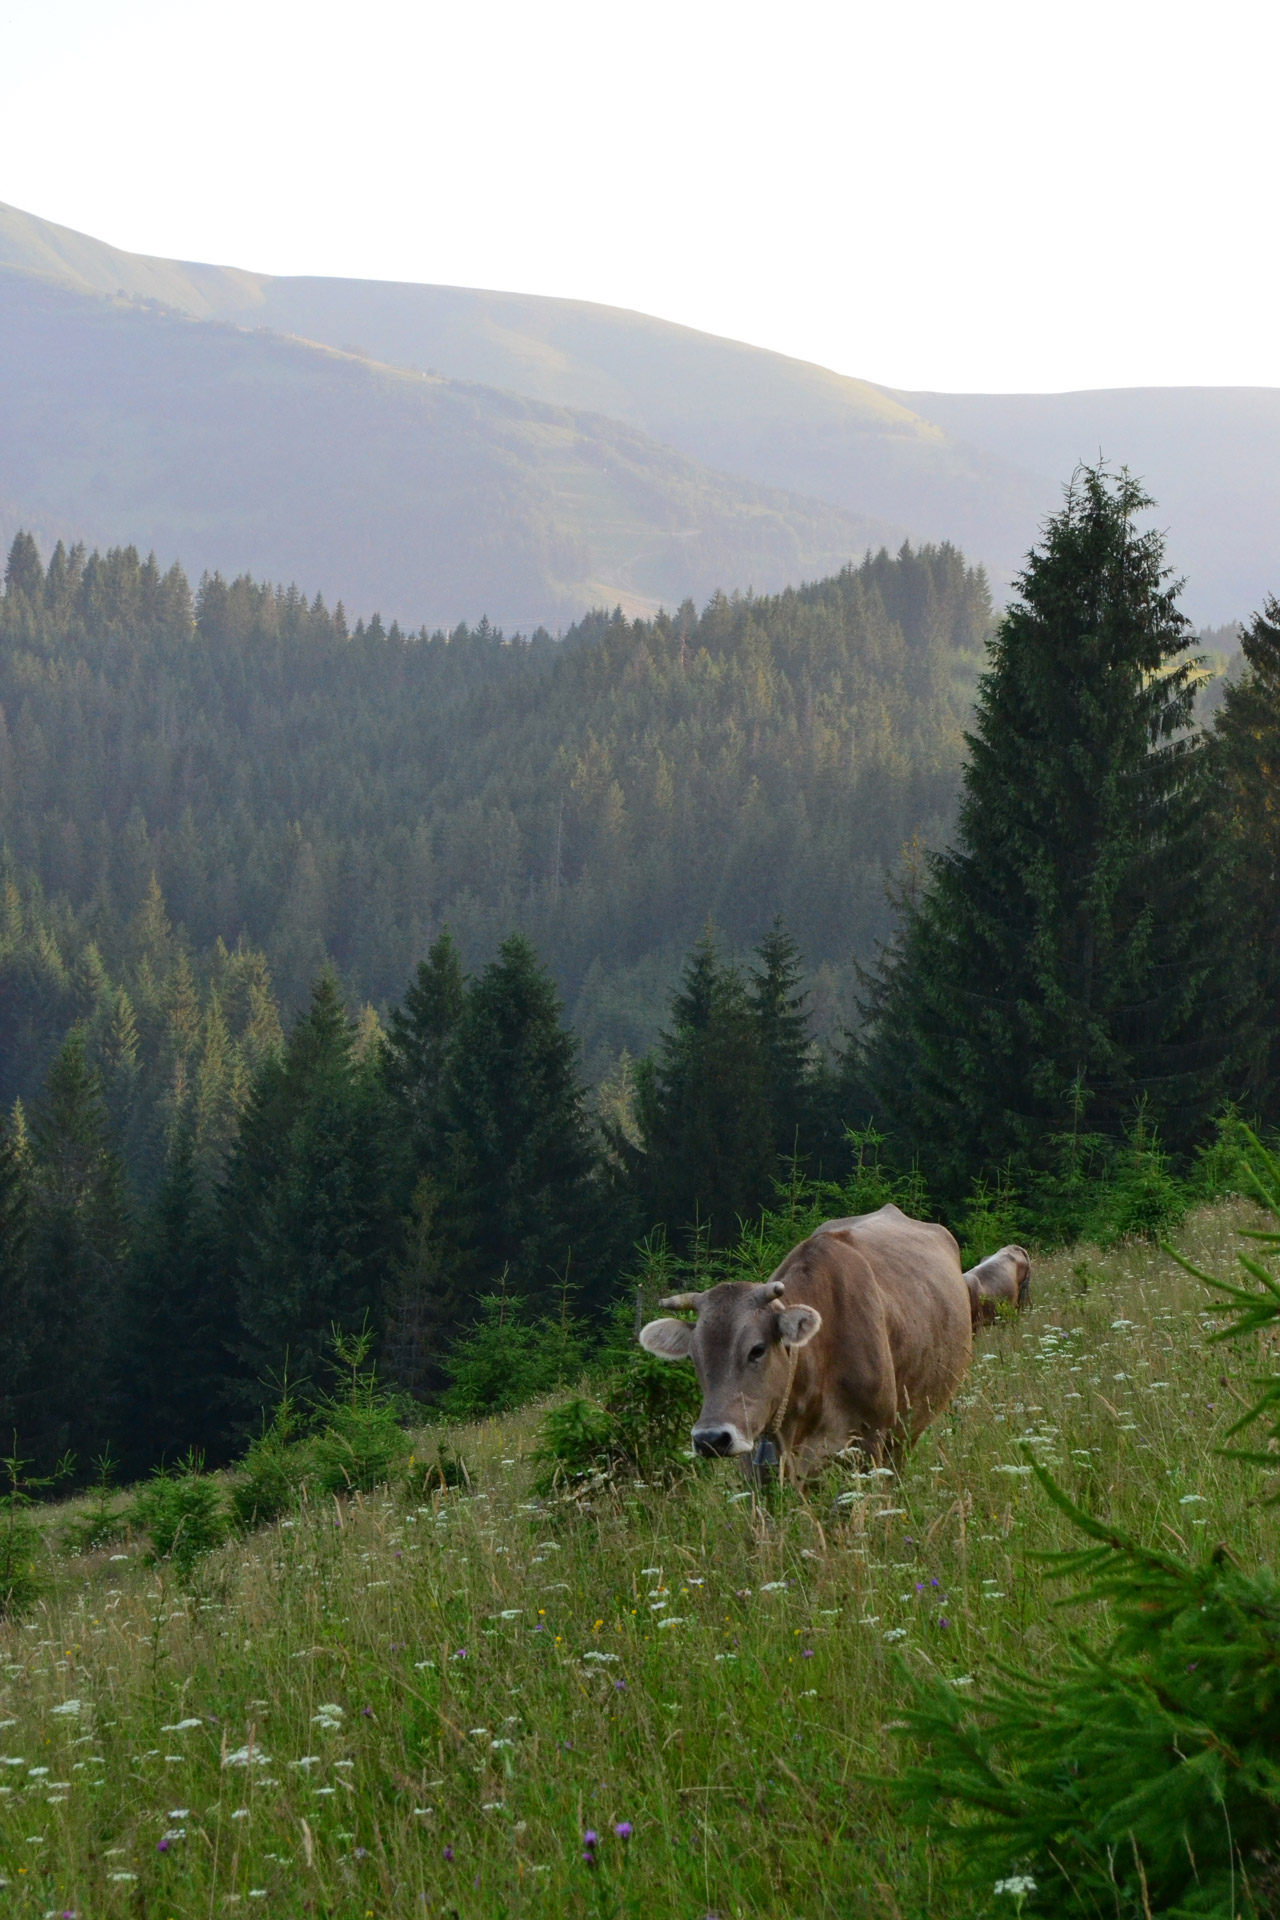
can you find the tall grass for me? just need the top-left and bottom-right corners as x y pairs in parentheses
(0, 1205), (1272, 1918)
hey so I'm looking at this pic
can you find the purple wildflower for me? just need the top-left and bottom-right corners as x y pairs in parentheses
(443, 1845), (454, 1862)
(156, 1839), (170, 1853)
(361, 1706), (374, 1718)
(802, 1648), (814, 1658)
(584, 1829), (599, 1846)
(614, 1821), (632, 1839)
(614, 1679), (626, 1691)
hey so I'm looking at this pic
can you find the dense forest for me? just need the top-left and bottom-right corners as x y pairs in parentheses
(3, 470), (1280, 1489)
(0, 531), (988, 1089)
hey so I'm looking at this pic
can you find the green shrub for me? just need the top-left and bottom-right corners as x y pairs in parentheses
(532, 1325), (701, 1495)
(230, 1395), (306, 1532)
(1086, 1105), (1189, 1246)
(308, 1322), (412, 1496)
(530, 1396), (618, 1494)
(0, 1444), (71, 1617)
(887, 1128), (1280, 1918)
(955, 1170), (1024, 1267)
(603, 1343), (700, 1473)
(0, 1503), (42, 1621)
(441, 1291), (588, 1420)
(130, 1452), (229, 1579)
(310, 1401), (411, 1496)
(60, 1449), (128, 1556)
(1193, 1103), (1259, 1201)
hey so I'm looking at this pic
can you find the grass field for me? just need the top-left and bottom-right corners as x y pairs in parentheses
(0, 1202), (1274, 1919)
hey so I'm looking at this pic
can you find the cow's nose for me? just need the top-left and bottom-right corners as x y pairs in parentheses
(692, 1427), (735, 1458)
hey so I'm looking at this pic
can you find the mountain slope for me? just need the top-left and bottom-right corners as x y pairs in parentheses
(3, 199), (1277, 620)
(0, 267), (899, 630)
(894, 385), (1280, 622)
(0, 199), (1041, 580)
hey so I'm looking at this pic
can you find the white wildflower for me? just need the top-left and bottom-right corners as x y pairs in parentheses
(48, 1700), (80, 1718)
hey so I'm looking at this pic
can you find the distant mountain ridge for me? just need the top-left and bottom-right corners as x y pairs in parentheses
(0, 265), (900, 631)
(2, 199), (1276, 624)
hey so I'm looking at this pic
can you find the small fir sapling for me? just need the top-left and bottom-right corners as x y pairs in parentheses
(886, 1128), (1280, 1917)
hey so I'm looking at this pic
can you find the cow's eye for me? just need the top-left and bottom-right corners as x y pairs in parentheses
(747, 1342), (767, 1364)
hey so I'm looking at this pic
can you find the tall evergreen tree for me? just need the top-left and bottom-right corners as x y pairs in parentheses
(13, 1032), (129, 1470)
(750, 917), (815, 1165)
(860, 466), (1236, 1198)
(0, 1104), (33, 1444)
(633, 931), (774, 1245)
(217, 971), (404, 1416)
(3, 531), (42, 601)
(1213, 596), (1280, 1122)
(384, 930), (465, 1165)
(116, 1129), (231, 1474)
(435, 934), (608, 1320)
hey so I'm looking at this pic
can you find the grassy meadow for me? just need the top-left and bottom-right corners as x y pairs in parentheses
(1, 1202), (1275, 1920)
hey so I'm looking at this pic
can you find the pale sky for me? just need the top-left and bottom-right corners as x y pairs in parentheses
(0, 0), (1274, 393)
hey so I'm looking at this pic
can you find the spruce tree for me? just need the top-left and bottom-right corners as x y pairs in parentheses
(0, 1105), (33, 1443)
(750, 917), (815, 1165)
(384, 930), (465, 1165)
(116, 1129), (231, 1473)
(3, 531), (42, 601)
(860, 466), (1236, 1198)
(16, 1032), (130, 1471)
(435, 934), (607, 1320)
(633, 931), (774, 1245)
(217, 971), (404, 1416)
(1213, 596), (1280, 1123)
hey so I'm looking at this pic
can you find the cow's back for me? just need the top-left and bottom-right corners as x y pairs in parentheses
(812, 1204), (972, 1437)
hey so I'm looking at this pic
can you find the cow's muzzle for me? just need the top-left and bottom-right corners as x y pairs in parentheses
(692, 1426), (739, 1458)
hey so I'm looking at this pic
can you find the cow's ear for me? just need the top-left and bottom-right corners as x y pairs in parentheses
(776, 1305), (822, 1349)
(639, 1317), (695, 1361)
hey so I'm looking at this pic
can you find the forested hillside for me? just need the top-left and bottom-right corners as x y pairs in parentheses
(0, 265), (899, 631)
(0, 533), (989, 1089)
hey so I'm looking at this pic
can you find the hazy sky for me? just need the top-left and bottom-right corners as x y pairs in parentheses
(1, 0), (1273, 393)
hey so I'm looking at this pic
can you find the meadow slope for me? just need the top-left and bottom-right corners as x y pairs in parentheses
(2, 1203), (1274, 1918)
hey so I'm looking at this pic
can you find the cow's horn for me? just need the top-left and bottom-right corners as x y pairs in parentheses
(658, 1291), (703, 1311)
(762, 1280), (786, 1300)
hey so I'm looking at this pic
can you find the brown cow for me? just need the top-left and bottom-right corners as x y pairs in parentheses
(639, 1203), (972, 1477)
(962, 1245), (1031, 1326)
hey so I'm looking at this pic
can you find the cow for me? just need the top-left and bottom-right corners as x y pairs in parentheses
(638, 1203), (972, 1479)
(962, 1245), (1031, 1326)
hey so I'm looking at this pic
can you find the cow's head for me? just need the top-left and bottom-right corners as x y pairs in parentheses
(639, 1279), (822, 1457)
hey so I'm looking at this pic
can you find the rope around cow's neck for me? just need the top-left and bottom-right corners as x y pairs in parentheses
(763, 1341), (800, 1464)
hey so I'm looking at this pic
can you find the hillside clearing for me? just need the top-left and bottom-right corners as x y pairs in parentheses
(1, 1203), (1273, 1918)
